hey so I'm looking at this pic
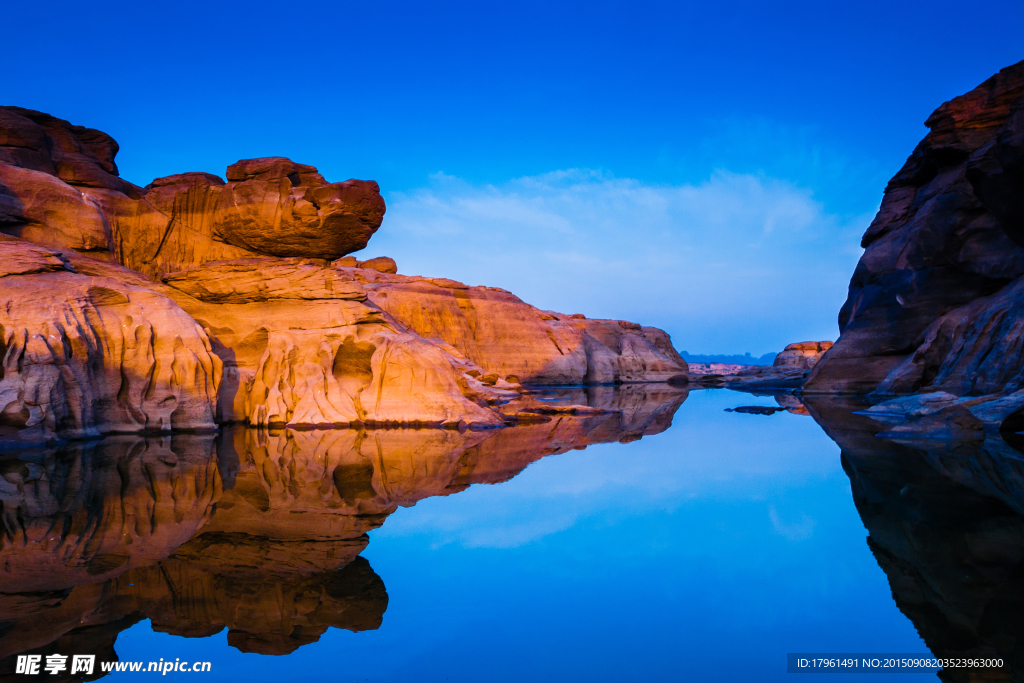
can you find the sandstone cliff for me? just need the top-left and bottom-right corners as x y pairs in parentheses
(0, 107), (687, 442)
(807, 60), (1024, 406)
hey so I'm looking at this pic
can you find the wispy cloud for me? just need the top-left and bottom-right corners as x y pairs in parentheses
(357, 169), (869, 353)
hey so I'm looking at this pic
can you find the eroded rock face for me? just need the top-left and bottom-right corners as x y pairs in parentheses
(350, 267), (688, 385)
(0, 237), (221, 443)
(111, 158), (385, 278)
(0, 107), (136, 196)
(807, 60), (1024, 397)
(151, 257), (515, 428)
(0, 106), (686, 439)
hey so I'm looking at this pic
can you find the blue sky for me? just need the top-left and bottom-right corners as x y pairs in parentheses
(6, 0), (1023, 353)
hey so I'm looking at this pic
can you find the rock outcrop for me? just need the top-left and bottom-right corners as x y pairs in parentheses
(773, 341), (832, 370)
(0, 106), (687, 442)
(806, 60), (1024, 402)
(688, 341), (832, 391)
(354, 268), (687, 385)
(0, 107), (386, 279)
(0, 236), (221, 443)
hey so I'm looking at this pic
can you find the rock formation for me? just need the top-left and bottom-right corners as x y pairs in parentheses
(773, 341), (832, 370)
(688, 341), (832, 391)
(0, 237), (221, 443)
(806, 60), (1024, 407)
(0, 106), (687, 444)
(0, 386), (686, 670)
(0, 106), (386, 277)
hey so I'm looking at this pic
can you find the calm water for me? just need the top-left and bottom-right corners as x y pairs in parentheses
(2, 386), (1019, 681)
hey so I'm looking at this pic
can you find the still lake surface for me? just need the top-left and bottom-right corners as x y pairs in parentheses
(5, 386), (1017, 681)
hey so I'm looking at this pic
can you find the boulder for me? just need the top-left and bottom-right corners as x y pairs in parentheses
(0, 106), (137, 196)
(109, 158), (386, 278)
(357, 256), (398, 273)
(772, 341), (832, 370)
(0, 107), (387, 279)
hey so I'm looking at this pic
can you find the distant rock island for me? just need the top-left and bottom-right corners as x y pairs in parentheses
(0, 107), (689, 444)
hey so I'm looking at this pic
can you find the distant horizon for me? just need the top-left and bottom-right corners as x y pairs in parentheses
(5, 0), (1023, 356)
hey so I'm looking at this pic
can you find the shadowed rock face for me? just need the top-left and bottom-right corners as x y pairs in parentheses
(0, 386), (686, 674)
(807, 60), (1024, 397)
(806, 396), (1024, 681)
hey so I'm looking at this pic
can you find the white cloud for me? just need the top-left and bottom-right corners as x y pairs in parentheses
(355, 169), (869, 353)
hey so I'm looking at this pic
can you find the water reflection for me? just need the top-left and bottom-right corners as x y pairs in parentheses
(805, 396), (1024, 682)
(0, 384), (688, 677)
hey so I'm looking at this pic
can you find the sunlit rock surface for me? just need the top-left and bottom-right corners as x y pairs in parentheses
(0, 386), (686, 670)
(0, 237), (221, 443)
(807, 60), (1024, 398)
(356, 268), (688, 385)
(0, 107), (686, 440)
(0, 107), (385, 277)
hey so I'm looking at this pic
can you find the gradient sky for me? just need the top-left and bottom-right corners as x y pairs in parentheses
(6, 0), (1023, 354)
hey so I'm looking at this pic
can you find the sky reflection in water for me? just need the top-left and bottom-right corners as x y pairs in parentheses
(108, 389), (931, 682)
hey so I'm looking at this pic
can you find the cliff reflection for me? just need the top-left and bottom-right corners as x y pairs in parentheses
(806, 396), (1024, 682)
(0, 384), (687, 676)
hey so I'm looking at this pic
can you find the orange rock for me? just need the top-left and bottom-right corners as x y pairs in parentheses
(357, 272), (688, 385)
(0, 107), (687, 438)
(0, 109), (387, 280)
(0, 237), (222, 443)
(772, 340), (833, 370)
(357, 256), (398, 273)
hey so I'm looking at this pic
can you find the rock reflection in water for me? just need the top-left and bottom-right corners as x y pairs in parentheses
(805, 396), (1024, 682)
(0, 384), (687, 677)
